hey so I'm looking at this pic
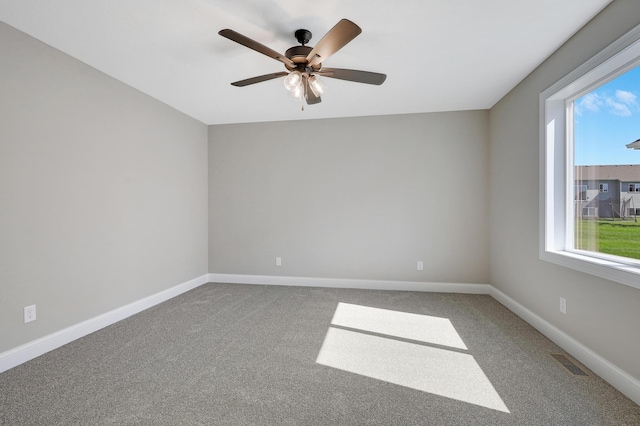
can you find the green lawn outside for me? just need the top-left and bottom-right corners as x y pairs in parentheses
(576, 219), (640, 260)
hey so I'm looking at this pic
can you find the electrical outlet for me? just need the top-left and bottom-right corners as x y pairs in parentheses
(275, 257), (282, 266)
(417, 261), (424, 271)
(559, 297), (567, 314)
(24, 305), (36, 323)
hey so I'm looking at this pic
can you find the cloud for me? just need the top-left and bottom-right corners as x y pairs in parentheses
(605, 97), (632, 117)
(615, 89), (637, 105)
(576, 90), (638, 117)
(581, 93), (603, 112)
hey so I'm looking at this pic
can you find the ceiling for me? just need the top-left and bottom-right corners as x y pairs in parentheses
(0, 0), (611, 125)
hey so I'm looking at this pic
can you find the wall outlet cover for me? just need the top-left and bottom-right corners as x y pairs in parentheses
(24, 305), (36, 323)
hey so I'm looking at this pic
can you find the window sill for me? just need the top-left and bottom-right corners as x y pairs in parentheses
(540, 250), (640, 290)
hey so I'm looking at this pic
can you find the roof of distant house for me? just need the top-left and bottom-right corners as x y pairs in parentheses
(625, 138), (640, 150)
(575, 165), (640, 181)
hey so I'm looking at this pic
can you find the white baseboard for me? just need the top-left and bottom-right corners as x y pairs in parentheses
(0, 274), (209, 374)
(207, 273), (491, 294)
(489, 286), (640, 406)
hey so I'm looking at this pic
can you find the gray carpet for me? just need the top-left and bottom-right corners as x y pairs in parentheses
(1, 283), (639, 425)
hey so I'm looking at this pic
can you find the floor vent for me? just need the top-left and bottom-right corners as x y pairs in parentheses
(551, 353), (588, 376)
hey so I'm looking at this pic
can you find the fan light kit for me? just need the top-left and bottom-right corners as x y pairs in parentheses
(284, 71), (326, 100)
(219, 19), (386, 107)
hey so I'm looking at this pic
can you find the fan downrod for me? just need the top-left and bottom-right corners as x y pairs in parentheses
(294, 29), (312, 46)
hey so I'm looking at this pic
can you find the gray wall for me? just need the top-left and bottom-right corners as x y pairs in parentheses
(0, 22), (209, 353)
(209, 111), (489, 284)
(489, 1), (640, 381)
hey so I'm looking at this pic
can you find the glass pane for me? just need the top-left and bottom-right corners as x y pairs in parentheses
(573, 65), (640, 260)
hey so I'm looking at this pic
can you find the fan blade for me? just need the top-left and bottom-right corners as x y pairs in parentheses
(304, 77), (322, 104)
(318, 68), (386, 85)
(219, 29), (294, 68)
(231, 72), (288, 87)
(306, 19), (361, 67)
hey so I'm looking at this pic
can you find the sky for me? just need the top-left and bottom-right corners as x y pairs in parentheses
(574, 64), (640, 165)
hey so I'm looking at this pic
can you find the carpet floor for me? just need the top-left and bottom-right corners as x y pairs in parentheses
(1, 283), (639, 425)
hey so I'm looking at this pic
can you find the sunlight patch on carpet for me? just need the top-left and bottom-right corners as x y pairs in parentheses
(316, 304), (509, 413)
(331, 302), (467, 349)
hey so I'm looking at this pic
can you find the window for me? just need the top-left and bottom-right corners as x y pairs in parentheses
(583, 207), (598, 217)
(575, 185), (588, 200)
(540, 23), (640, 289)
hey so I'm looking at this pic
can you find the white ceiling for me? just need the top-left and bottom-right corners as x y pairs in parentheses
(0, 0), (611, 125)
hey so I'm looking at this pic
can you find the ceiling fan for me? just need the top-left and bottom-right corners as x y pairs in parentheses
(219, 19), (386, 105)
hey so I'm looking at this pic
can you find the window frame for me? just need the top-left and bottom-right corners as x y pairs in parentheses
(540, 23), (640, 290)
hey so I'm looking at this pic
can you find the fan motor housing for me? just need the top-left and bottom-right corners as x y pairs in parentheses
(294, 29), (312, 45)
(284, 45), (321, 71)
